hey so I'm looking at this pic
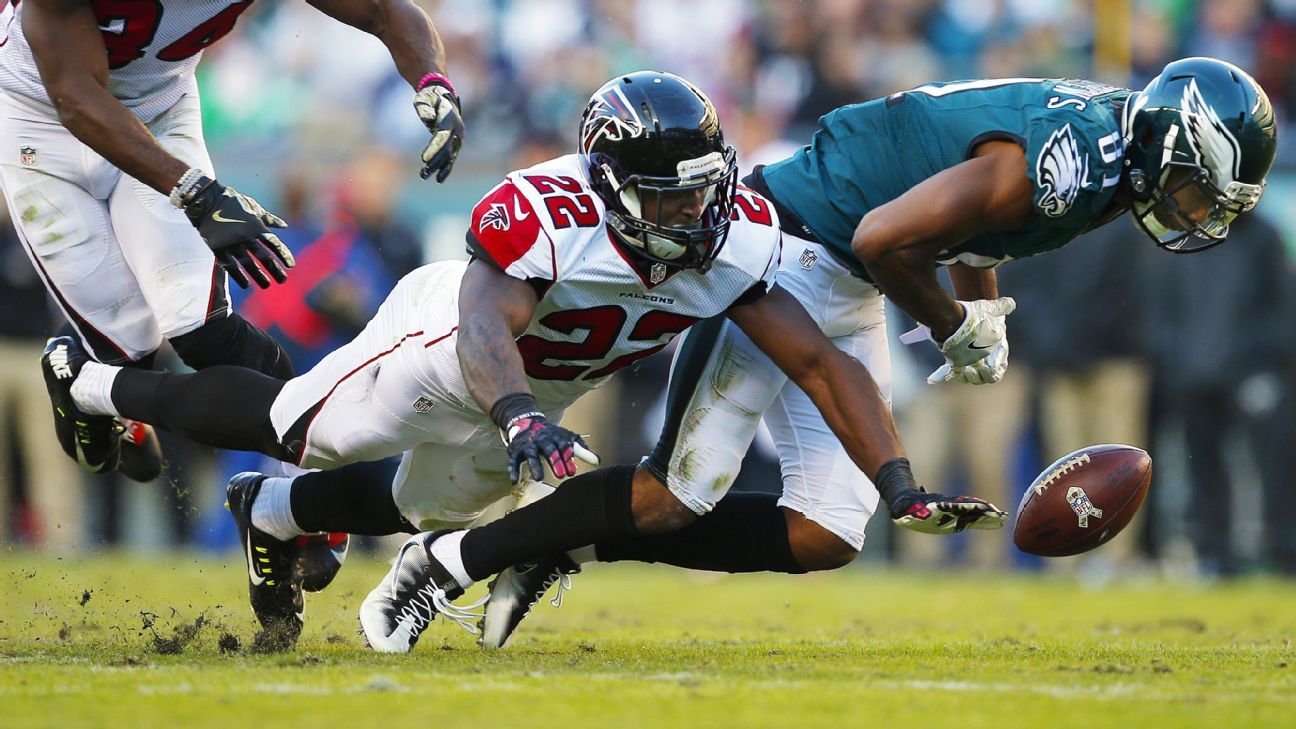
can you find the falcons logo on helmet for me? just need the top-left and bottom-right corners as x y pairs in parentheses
(581, 86), (646, 151)
(479, 203), (510, 232)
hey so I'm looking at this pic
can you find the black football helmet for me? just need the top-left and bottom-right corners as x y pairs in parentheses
(1123, 57), (1278, 253)
(579, 71), (738, 271)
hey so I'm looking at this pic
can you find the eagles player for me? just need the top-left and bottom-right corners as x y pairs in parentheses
(413, 57), (1278, 650)
(5, 0), (464, 481)
(40, 71), (1006, 651)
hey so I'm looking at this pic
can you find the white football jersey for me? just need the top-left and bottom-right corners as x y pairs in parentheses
(465, 154), (783, 413)
(0, 0), (253, 122)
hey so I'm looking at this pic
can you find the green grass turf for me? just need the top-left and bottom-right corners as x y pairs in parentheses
(0, 552), (1291, 728)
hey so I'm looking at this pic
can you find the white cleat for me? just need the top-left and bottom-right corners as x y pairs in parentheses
(358, 531), (485, 653)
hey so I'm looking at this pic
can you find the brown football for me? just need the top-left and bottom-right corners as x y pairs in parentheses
(1013, 444), (1152, 557)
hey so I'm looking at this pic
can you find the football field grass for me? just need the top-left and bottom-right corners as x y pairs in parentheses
(0, 552), (1292, 728)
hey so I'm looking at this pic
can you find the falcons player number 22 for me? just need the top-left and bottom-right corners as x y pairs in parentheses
(93, 0), (253, 69)
(509, 181), (774, 382)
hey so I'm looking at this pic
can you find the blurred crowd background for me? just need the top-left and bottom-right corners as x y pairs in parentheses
(3, 0), (1295, 580)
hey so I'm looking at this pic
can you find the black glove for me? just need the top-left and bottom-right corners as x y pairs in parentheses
(491, 393), (600, 483)
(182, 177), (294, 289)
(874, 457), (1007, 535)
(413, 75), (464, 183)
(888, 488), (1008, 534)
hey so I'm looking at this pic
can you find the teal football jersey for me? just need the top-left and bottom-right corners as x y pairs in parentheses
(759, 78), (1133, 278)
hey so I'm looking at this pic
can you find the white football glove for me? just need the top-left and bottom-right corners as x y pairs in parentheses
(413, 79), (464, 183)
(929, 338), (1010, 385)
(926, 296), (1015, 385)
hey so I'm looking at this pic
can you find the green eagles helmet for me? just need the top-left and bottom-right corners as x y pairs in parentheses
(1123, 57), (1278, 252)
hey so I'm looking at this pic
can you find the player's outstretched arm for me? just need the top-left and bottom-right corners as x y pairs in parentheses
(456, 260), (597, 482)
(727, 285), (904, 478)
(728, 286), (1006, 533)
(307, 0), (463, 181)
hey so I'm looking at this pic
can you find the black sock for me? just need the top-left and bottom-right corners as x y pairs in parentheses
(288, 463), (416, 536)
(110, 365), (287, 458)
(459, 464), (637, 582)
(596, 492), (806, 574)
(169, 313), (294, 378)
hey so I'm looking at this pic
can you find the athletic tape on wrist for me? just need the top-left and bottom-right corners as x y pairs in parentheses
(168, 167), (206, 209)
(874, 457), (917, 508)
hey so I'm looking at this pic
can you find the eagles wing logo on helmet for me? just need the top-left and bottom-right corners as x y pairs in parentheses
(1035, 124), (1089, 218)
(581, 86), (646, 151)
(479, 202), (510, 232)
(1179, 79), (1243, 188)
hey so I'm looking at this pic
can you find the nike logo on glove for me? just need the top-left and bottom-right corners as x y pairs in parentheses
(968, 342), (994, 350)
(211, 211), (242, 224)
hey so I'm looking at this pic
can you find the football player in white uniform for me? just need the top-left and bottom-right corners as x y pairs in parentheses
(41, 71), (1006, 651)
(4, 0), (463, 480)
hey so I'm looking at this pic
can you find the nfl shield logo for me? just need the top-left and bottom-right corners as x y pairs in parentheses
(412, 396), (434, 414)
(799, 248), (818, 270)
(19, 146), (37, 168)
(649, 262), (667, 284)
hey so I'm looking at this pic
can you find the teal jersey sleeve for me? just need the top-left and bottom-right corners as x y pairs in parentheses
(758, 79), (1133, 277)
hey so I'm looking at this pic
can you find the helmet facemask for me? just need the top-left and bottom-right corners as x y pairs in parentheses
(596, 147), (738, 272)
(1130, 161), (1264, 253)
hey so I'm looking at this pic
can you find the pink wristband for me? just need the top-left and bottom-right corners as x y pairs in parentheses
(416, 72), (455, 94)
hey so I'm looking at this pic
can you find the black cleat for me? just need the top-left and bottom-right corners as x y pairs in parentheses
(294, 531), (350, 593)
(478, 554), (579, 649)
(116, 418), (164, 482)
(226, 472), (303, 651)
(40, 337), (119, 474)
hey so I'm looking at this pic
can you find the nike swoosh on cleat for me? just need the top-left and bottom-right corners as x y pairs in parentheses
(247, 533), (266, 586)
(74, 440), (110, 473)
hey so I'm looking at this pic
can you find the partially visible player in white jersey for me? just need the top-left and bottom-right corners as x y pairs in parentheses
(39, 71), (1000, 651)
(5, 0), (464, 483)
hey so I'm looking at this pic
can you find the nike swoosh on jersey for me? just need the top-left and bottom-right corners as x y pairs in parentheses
(247, 533), (266, 586)
(512, 196), (531, 221)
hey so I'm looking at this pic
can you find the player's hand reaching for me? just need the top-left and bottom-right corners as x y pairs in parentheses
(503, 414), (600, 484)
(178, 175), (294, 289)
(888, 487), (1008, 534)
(928, 296), (1015, 385)
(413, 73), (464, 182)
(930, 338), (1010, 385)
(873, 458), (1007, 534)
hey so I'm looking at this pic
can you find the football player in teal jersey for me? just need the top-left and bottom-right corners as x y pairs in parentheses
(747, 56), (1277, 385)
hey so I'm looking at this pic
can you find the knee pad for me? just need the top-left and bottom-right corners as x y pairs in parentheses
(169, 314), (294, 379)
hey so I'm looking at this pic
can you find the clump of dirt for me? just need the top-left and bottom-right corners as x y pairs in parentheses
(250, 621), (300, 654)
(79, 590), (93, 606)
(141, 611), (209, 655)
(217, 632), (241, 654)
